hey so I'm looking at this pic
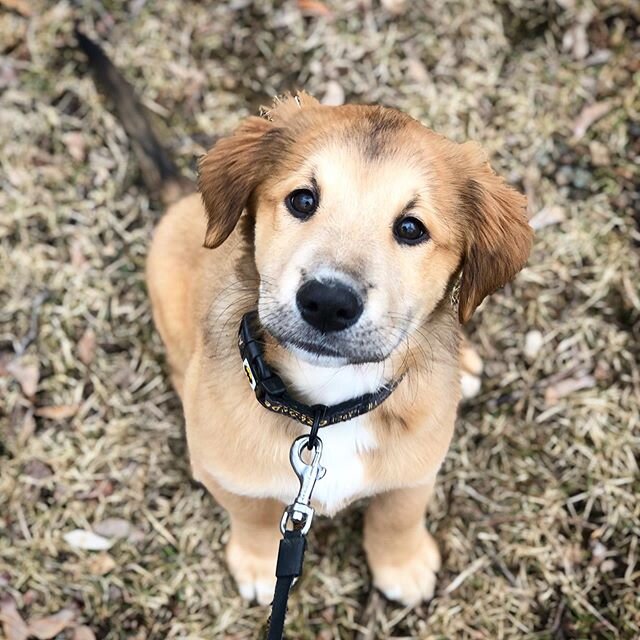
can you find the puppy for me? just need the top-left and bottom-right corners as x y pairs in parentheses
(143, 92), (533, 605)
(76, 23), (531, 606)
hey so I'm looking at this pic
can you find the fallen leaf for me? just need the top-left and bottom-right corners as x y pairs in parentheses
(562, 22), (589, 59)
(599, 559), (616, 572)
(545, 375), (596, 406)
(0, 0), (32, 16)
(77, 328), (96, 365)
(69, 237), (88, 269)
(321, 80), (344, 106)
(594, 360), (611, 381)
(406, 57), (429, 84)
(87, 552), (116, 576)
(0, 351), (12, 376)
(23, 459), (53, 479)
(589, 140), (610, 166)
(28, 609), (76, 639)
(35, 404), (79, 420)
(0, 598), (29, 640)
(0, 59), (18, 90)
(17, 409), (36, 446)
(591, 540), (607, 565)
(63, 529), (113, 551)
(529, 205), (566, 230)
(7, 358), (40, 398)
(571, 101), (613, 140)
(524, 330), (544, 360)
(297, 0), (332, 17)
(127, 527), (146, 544)
(73, 627), (96, 640)
(93, 518), (131, 539)
(381, 0), (407, 14)
(5, 167), (28, 188)
(320, 606), (335, 624)
(62, 132), (86, 162)
(585, 49), (612, 66)
(562, 9), (593, 60)
(77, 479), (115, 500)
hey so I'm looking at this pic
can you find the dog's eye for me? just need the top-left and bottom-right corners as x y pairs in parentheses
(393, 216), (429, 245)
(286, 189), (317, 220)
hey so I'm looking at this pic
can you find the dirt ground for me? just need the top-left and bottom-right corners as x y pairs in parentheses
(1, 1), (639, 639)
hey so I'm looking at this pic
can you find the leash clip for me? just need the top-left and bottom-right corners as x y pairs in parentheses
(280, 436), (326, 535)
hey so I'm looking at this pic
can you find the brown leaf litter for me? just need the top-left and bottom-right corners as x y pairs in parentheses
(0, 1), (638, 638)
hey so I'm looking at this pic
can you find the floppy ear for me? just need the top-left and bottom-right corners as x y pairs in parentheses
(457, 146), (533, 324)
(198, 116), (275, 249)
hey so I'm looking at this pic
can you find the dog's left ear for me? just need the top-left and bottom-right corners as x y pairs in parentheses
(198, 92), (320, 250)
(198, 116), (278, 249)
(457, 143), (534, 324)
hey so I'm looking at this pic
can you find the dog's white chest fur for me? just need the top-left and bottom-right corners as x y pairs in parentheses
(305, 416), (376, 515)
(278, 354), (386, 514)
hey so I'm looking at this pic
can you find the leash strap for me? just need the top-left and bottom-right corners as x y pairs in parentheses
(239, 311), (402, 429)
(267, 435), (326, 639)
(266, 530), (306, 640)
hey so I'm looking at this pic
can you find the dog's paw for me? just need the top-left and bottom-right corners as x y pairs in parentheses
(460, 336), (483, 399)
(369, 530), (441, 607)
(226, 540), (276, 606)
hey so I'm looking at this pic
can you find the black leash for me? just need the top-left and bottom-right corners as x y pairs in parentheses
(267, 529), (306, 640)
(237, 311), (402, 639)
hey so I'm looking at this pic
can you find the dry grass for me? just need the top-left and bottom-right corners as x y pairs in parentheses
(1, 1), (639, 638)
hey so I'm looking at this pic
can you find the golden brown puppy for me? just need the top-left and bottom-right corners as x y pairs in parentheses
(146, 93), (532, 606)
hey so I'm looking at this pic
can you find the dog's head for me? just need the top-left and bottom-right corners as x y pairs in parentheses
(199, 94), (533, 365)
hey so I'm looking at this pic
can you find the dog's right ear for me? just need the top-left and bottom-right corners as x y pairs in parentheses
(456, 143), (533, 323)
(198, 116), (275, 249)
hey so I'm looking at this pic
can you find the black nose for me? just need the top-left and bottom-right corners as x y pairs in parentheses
(296, 279), (364, 332)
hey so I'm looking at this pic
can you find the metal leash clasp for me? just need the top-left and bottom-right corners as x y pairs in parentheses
(280, 435), (326, 535)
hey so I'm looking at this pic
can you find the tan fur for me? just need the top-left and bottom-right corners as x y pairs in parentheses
(146, 96), (533, 605)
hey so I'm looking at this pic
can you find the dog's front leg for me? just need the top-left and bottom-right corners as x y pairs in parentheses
(363, 482), (441, 606)
(198, 471), (281, 605)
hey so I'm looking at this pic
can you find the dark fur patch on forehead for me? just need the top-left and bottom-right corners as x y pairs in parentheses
(360, 108), (409, 160)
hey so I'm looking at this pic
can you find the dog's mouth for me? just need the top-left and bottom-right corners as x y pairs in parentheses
(284, 337), (345, 359)
(261, 315), (407, 367)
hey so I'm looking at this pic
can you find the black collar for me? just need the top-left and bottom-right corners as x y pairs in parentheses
(238, 311), (402, 433)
